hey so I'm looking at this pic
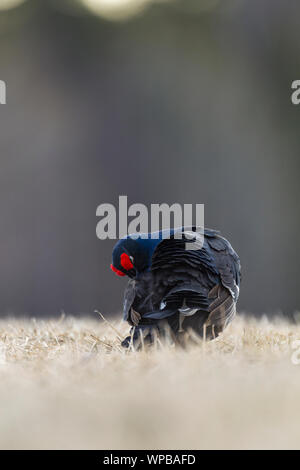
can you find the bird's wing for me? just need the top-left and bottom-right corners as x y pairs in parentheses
(207, 284), (236, 329)
(206, 234), (241, 301)
(123, 272), (154, 324)
(123, 279), (136, 322)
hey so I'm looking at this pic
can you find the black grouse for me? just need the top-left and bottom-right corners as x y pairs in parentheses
(111, 227), (241, 347)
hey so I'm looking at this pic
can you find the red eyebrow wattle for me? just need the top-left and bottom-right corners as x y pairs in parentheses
(110, 264), (126, 276)
(120, 253), (134, 271)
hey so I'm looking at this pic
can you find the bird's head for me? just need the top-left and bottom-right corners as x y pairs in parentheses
(111, 241), (136, 278)
(111, 235), (160, 279)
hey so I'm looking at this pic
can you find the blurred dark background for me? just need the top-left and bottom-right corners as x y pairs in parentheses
(0, 0), (299, 317)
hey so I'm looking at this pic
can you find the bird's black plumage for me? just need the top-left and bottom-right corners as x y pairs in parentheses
(111, 227), (241, 347)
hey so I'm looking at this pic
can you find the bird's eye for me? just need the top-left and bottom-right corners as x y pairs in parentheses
(120, 253), (134, 271)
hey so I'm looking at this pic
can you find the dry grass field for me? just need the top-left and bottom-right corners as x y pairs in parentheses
(0, 313), (300, 450)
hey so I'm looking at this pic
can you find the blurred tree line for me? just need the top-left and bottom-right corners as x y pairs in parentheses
(0, 0), (300, 317)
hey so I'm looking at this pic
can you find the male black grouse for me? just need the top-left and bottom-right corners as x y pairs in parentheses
(111, 227), (241, 347)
